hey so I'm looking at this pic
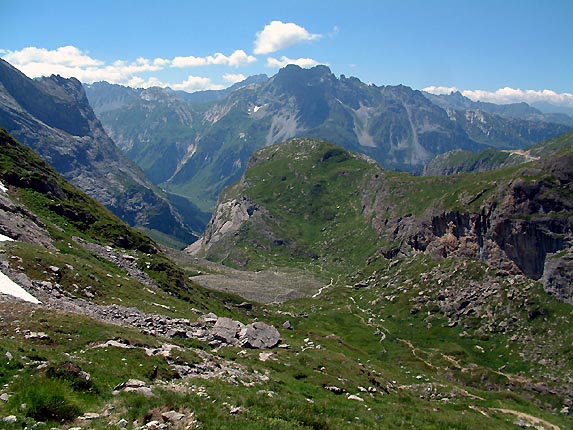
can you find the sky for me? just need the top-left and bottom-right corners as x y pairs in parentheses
(1, 0), (572, 107)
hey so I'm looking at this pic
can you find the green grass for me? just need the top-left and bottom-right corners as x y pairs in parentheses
(1, 256), (571, 429)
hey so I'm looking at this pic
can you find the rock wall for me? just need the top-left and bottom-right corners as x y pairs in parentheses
(367, 158), (573, 302)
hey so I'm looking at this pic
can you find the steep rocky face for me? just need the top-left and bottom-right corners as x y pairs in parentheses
(0, 59), (200, 246)
(365, 151), (573, 303)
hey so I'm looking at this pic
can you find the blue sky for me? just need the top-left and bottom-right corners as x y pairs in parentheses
(2, 0), (572, 106)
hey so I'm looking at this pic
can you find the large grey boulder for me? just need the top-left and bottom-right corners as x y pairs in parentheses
(209, 318), (281, 348)
(239, 322), (281, 349)
(212, 317), (245, 344)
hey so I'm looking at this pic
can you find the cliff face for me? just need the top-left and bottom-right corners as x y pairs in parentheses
(366, 151), (573, 303)
(0, 59), (198, 245)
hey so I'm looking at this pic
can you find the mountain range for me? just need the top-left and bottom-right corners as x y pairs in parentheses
(423, 90), (573, 127)
(86, 65), (571, 211)
(0, 58), (572, 429)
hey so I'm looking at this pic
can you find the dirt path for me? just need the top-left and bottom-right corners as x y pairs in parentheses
(490, 408), (560, 430)
(500, 149), (540, 161)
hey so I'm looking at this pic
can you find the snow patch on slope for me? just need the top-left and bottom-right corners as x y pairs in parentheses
(0, 271), (41, 304)
(0, 232), (41, 303)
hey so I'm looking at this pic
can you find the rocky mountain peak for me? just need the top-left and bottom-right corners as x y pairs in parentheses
(0, 60), (202, 246)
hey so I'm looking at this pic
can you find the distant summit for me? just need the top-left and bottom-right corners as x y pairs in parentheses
(87, 64), (571, 210)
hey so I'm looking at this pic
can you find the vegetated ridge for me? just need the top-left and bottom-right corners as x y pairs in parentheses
(424, 129), (573, 176)
(192, 136), (573, 304)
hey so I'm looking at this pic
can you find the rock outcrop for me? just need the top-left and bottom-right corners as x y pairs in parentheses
(366, 151), (573, 302)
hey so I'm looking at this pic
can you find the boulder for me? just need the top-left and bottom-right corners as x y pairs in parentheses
(324, 385), (345, 395)
(235, 302), (253, 310)
(199, 312), (218, 324)
(162, 411), (185, 422)
(212, 317), (245, 344)
(239, 322), (280, 349)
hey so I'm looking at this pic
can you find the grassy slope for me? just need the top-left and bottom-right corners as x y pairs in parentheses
(425, 129), (573, 176)
(209, 139), (383, 275)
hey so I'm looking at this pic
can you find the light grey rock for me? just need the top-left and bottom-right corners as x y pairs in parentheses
(239, 321), (280, 349)
(324, 386), (345, 395)
(235, 302), (253, 310)
(24, 331), (50, 340)
(123, 386), (154, 397)
(347, 394), (364, 402)
(212, 317), (245, 344)
(80, 412), (102, 420)
(2, 415), (16, 423)
(161, 411), (185, 422)
(199, 312), (218, 324)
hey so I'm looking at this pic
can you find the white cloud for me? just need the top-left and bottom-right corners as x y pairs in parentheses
(422, 85), (460, 95)
(266, 56), (321, 68)
(1, 45), (257, 93)
(2, 45), (102, 67)
(462, 87), (573, 107)
(2, 46), (168, 84)
(127, 75), (224, 92)
(172, 50), (256, 68)
(424, 85), (573, 107)
(254, 21), (321, 55)
(223, 73), (246, 84)
(173, 75), (225, 91)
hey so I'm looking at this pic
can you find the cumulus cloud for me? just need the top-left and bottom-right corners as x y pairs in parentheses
(2, 46), (168, 84)
(1, 45), (257, 92)
(223, 73), (246, 84)
(422, 85), (460, 95)
(423, 85), (573, 107)
(171, 50), (256, 68)
(2, 45), (102, 67)
(266, 56), (321, 68)
(254, 21), (321, 55)
(462, 87), (573, 107)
